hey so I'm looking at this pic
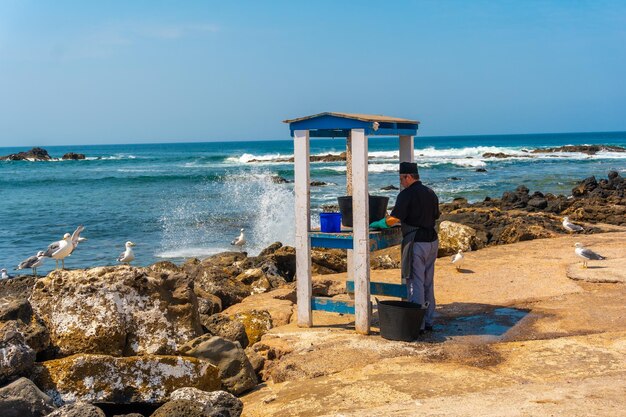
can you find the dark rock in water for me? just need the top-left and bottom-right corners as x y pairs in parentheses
(482, 152), (527, 158)
(531, 145), (626, 155)
(0, 147), (52, 161)
(45, 402), (105, 417)
(310, 181), (328, 186)
(381, 184), (399, 190)
(572, 176), (598, 197)
(608, 170), (619, 180)
(270, 175), (291, 184)
(0, 377), (56, 417)
(527, 196), (548, 210)
(201, 313), (249, 348)
(0, 321), (36, 384)
(179, 335), (258, 395)
(475, 168), (487, 172)
(61, 152), (86, 160)
(449, 177), (462, 181)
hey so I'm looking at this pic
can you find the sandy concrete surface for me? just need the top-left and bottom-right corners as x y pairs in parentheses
(242, 232), (626, 417)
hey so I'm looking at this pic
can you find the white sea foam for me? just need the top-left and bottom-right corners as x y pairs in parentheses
(155, 247), (230, 259)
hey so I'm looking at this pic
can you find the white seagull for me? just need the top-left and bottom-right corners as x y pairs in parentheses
(1, 268), (10, 279)
(117, 241), (136, 264)
(68, 225), (86, 256)
(16, 251), (46, 277)
(562, 216), (583, 233)
(574, 242), (605, 268)
(451, 250), (464, 272)
(43, 233), (74, 270)
(231, 228), (246, 252)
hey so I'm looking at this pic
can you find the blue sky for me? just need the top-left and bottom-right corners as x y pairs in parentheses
(1, 1), (625, 146)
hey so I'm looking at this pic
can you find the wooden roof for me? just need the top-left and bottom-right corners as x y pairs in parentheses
(283, 112), (419, 125)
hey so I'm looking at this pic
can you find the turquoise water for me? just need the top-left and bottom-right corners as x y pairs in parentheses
(1, 131), (625, 274)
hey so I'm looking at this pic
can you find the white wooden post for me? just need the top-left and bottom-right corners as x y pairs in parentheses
(399, 135), (414, 189)
(346, 132), (353, 290)
(350, 129), (370, 334)
(294, 130), (312, 327)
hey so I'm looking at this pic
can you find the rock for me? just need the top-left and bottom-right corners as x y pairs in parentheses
(270, 175), (291, 184)
(195, 288), (222, 316)
(380, 184), (399, 190)
(371, 254), (400, 269)
(169, 388), (243, 417)
(311, 249), (347, 274)
(200, 314), (249, 348)
(61, 153), (86, 160)
(244, 346), (265, 377)
(112, 414), (144, 417)
(483, 152), (513, 158)
(572, 176), (598, 197)
(223, 289), (294, 329)
(150, 399), (207, 417)
(0, 321), (36, 384)
(527, 196), (548, 210)
(230, 310), (272, 345)
(29, 266), (202, 357)
(608, 170), (619, 180)
(32, 354), (220, 405)
(185, 255), (251, 309)
(257, 242), (283, 257)
(437, 221), (481, 257)
(449, 177), (462, 181)
(179, 335), (258, 395)
(310, 181), (328, 186)
(45, 402), (105, 417)
(0, 147), (52, 161)
(0, 297), (49, 353)
(475, 168), (487, 172)
(0, 377), (56, 417)
(531, 145), (626, 155)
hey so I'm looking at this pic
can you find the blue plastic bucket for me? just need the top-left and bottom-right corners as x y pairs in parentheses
(320, 213), (342, 233)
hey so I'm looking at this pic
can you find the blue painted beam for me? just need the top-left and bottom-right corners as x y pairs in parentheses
(346, 281), (407, 298)
(309, 227), (402, 251)
(311, 297), (355, 314)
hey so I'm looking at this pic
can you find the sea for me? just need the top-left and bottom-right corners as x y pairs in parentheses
(1, 131), (625, 275)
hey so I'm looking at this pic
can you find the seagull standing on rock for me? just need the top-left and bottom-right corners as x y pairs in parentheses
(1, 269), (10, 279)
(43, 233), (74, 270)
(231, 228), (246, 252)
(16, 251), (46, 277)
(117, 241), (136, 264)
(451, 250), (464, 272)
(562, 216), (584, 233)
(574, 242), (605, 268)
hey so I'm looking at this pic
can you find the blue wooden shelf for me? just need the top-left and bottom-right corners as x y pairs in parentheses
(311, 297), (355, 314)
(346, 280), (407, 299)
(309, 226), (402, 251)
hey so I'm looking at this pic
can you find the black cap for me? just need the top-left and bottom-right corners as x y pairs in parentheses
(399, 162), (418, 175)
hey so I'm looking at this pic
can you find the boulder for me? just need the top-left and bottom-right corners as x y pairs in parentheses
(223, 289), (294, 328)
(0, 377), (56, 417)
(61, 153), (86, 160)
(44, 402), (105, 417)
(31, 354), (220, 405)
(270, 175), (291, 184)
(0, 297), (49, 353)
(195, 287), (222, 316)
(200, 313), (249, 348)
(437, 221), (481, 257)
(229, 310), (272, 345)
(169, 387), (243, 417)
(0, 147), (52, 161)
(184, 256), (251, 309)
(244, 346), (265, 377)
(371, 254), (400, 270)
(572, 176), (598, 197)
(380, 184), (399, 190)
(531, 145), (626, 155)
(29, 266), (202, 357)
(179, 335), (258, 395)
(0, 321), (36, 384)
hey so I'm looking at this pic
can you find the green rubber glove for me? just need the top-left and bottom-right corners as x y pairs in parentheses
(369, 218), (389, 229)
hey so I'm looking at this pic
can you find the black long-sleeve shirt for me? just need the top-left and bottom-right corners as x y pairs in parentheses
(390, 181), (440, 242)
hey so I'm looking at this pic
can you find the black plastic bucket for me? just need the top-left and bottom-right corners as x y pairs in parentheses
(337, 195), (389, 227)
(377, 298), (428, 342)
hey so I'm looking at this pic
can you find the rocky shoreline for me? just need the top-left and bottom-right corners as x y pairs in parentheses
(1, 171), (625, 416)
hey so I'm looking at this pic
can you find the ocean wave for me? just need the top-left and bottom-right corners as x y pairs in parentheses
(225, 153), (285, 163)
(84, 154), (138, 161)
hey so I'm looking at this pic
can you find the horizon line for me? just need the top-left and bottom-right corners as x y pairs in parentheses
(2, 129), (625, 149)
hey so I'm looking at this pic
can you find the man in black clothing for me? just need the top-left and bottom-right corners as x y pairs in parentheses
(369, 162), (440, 331)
